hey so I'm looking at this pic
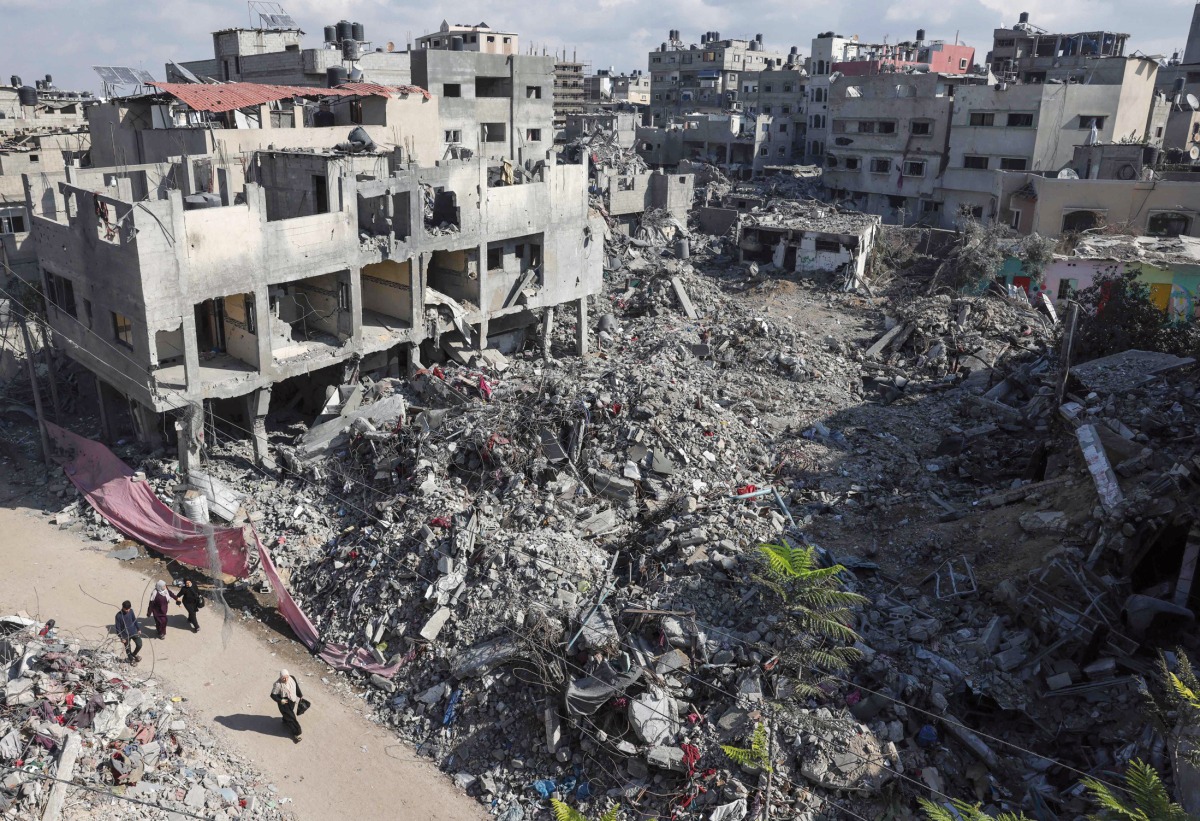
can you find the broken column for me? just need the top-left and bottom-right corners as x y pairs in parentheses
(542, 307), (555, 360)
(575, 297), (588, 356)
(247, 387), (275, 469)
(175, 402), (204, 474)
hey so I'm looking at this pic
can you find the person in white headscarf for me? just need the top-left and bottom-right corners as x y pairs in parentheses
(147, 580), (170, 638)
(271, 669), (304, 742)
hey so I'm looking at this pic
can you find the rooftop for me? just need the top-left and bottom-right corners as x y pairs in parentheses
(1070, 234), (1200, 266)
(742, 200), (881, 234)
(143, 81), (429, 113)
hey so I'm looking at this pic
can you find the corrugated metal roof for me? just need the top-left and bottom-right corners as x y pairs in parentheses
(146, 81), (430, 113)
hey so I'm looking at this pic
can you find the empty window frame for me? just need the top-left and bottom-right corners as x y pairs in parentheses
(1007, 112), (1035, 127)
(969, 112), (996, 126)
(903, 160), (927, 177)
(444, 130), (462, 143)
(443, 83), (461, 97)
(525, 128), (542, 142)
(1079, 115), (1107, 130)
(526, 86), (542, 99)
(963, 155), (989, 170)
(481, 122), (507, 143)
(999, 157), (1028, 170)
(45, 272), (76, 316)
(1148, 212), (1191, 237)
(870, 157), (892, 173)
(910, 120), (932, 136)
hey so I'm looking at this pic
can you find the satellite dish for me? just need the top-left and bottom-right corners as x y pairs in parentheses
(386, 41), (395, 52)
(348, 68), (364, 82)
(1118, 163), (1138, 180)
(1188, 93), (1199, 110)
(1057, 168), (1080, 179)
(1189, 144), (1200, 161)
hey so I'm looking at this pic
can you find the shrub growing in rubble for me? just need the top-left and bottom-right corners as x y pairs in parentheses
(549, 799), (620, 821)
(1073, 269), (1200, 363)
(720, 722), (773, 773)
(1140, 649), (1200, 770)
(939, 218), (1056, 294)
(754, 542), (866, 696)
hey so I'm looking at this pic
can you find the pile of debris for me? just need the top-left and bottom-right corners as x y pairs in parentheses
(0, 614), (292, 820)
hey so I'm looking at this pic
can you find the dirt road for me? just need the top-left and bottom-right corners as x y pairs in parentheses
(0, 487), (482, 821)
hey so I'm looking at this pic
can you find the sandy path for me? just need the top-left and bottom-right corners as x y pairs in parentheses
(0, 487), (482, 821)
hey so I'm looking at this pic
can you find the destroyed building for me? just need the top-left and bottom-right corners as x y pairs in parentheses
(553, 51), (588, 138)
(987, 12), (1130, 83)
(23, 58), (602, 452)
(584, 69), (651, 116)
(732, 201), (880, 283)
(1, 73), (94, 280)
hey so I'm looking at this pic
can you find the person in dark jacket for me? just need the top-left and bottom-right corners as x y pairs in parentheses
(171, 579), (202, 632)
(114, 601), (142, 664)
(271, 669), (303, 742)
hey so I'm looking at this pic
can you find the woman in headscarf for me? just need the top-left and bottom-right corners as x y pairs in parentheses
(147, 581), (170, 639)
(271, 669), (303, 742)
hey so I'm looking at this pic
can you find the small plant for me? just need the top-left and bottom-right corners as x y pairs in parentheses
(1082, 759), (1196, 821)
(721, 722), (773, 773)
(754, 541), (866, 697)
(919, 798), (1031, 821)
(549, 799), (621, 821)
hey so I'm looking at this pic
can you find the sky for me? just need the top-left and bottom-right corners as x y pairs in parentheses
(0, 0), (1195, 93)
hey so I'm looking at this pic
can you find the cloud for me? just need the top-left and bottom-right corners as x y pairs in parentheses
(0, 1), (1191, 92)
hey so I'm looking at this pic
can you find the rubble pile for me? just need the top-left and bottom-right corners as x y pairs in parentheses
(0, 614), (292, 820)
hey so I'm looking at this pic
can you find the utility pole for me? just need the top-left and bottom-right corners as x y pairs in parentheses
(18, 313), (53, 469)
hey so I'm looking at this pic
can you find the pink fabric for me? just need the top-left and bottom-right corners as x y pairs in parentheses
(47, 423), (402, 678)
(46, 423), (250, 578)
(256, 539), (403, 677)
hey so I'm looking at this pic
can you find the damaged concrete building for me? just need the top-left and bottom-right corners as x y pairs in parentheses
(732, 202), (880, 284)
(22, 51), (603, 454)
(1, 74), (95, 280)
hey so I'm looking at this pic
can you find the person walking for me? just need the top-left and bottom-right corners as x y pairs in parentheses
(147, 580), (170, 638)
(171, 579), (203, 632)
(114, 601), (142, 664)
(271, 669), (304, 743)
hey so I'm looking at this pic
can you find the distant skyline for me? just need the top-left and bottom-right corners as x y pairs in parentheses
(0, 0), (1196, 93)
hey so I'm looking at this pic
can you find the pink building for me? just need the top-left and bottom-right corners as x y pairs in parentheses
(834, 43), (975, 77)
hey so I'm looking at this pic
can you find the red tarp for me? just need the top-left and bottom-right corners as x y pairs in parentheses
(46, 423), (401, 677)
(47, 423), (250, 578)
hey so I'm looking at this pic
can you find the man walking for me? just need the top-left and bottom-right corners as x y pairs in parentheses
(114, 600), (142, 664)
(172, 579), (203, 632)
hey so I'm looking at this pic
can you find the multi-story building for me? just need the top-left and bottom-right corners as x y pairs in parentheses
(822, 72), (986, 224)
(1, 74), (95, 280)
(168, 20), (554, 162)
(647, 30), (792, 126)
(941, 55), (1168, 222)
(553, 53), (588, 136)
(806, 29), (974, 163)
(586, 70), (651, 112)
(414, 21), (519, 55)
(22, 38), (602, 455)
(986, 12), (1130, 83)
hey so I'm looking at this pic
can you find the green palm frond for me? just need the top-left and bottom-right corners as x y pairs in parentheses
(550, 799), (589, 821)
(918, 798), (1033, 821)
(598, 806), (621, 821)
(720, 722), (773, 773)
(1083, 759), (1196, 821)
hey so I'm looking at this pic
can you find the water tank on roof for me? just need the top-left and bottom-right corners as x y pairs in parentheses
(336, 19), (353, 42)
(9, 75), (20, 88)
(18, 86), (37, 106)
(327, 66), (349, 87)
(342, 39), (361, 60)
(324, 25), (337, 43)
(791, 46), (799, 55)
(44, 74), (52, 86)
(1019, 12), (1029, 24)
(755, 33), (763, 43)
(1143, 145), (1161, 168)
(352, 22), (365, 42)
(450, 36), (464, 51)
(916, 29), (926, 43)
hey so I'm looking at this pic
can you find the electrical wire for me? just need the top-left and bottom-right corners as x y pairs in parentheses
(0, 765), (216, 821)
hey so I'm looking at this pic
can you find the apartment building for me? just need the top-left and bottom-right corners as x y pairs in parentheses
(554, 54), (588, 136)
(414, 21), (519, 55)
(822, 72), (985, 224)
(806, 29), (974, 163)
(167, 21), (554, 162)
(941, 56), (1168, 222)
(986, 12), (1129, 83)
(1, 75), (95, 280)
(647, 30), (791, 126)
(586, 70), (651, 111)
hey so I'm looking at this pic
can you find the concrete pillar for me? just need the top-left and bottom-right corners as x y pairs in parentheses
(131, 402), (164, 450)
(253, 284), (271, 376)
(247, 387), (275, 470)
(181, 310), (201, 394)
(95, 375), (115, 444)
(406, 341), (423, 377)
(176, 401), (204, 473)
(542, 306), (555, 360)
(575, 297), (588, 356)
